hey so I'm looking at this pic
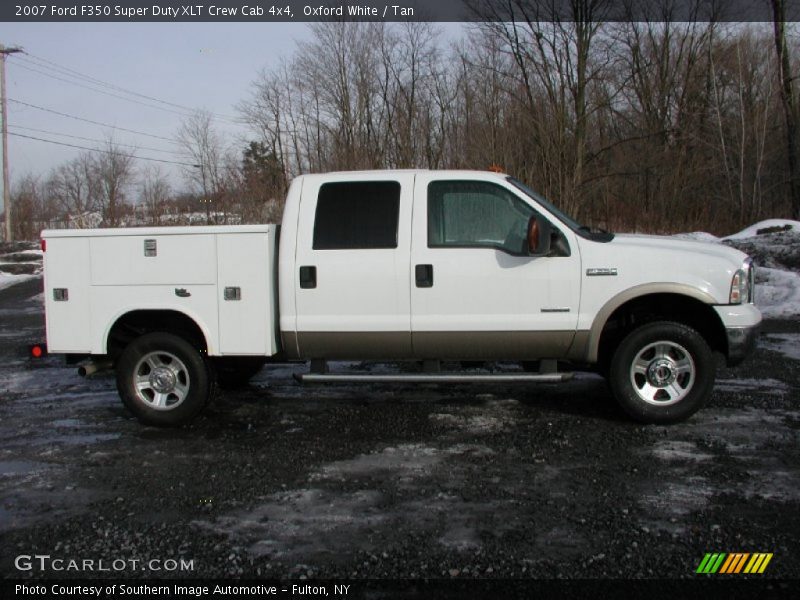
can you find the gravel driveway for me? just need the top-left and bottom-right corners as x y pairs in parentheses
(1, 276), (798, 582)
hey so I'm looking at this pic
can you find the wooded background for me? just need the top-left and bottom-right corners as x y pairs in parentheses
(8, 2), (800, 238)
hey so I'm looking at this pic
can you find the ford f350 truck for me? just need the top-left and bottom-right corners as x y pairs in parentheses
(41, 170), (760, 426)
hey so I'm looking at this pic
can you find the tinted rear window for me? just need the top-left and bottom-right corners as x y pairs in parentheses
(313, 181), (400, 250)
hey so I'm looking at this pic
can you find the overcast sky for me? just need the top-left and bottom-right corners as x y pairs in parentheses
(1, 22), (466, 208)
(0, 22), (317, 193)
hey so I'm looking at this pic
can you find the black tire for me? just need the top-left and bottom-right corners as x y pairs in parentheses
(212, 356), (267, 390)
(608, 321), (715, 424)
(115, 332), (214, 427)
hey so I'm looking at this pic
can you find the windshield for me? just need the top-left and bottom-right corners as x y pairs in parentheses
(507, 177), (584, 232)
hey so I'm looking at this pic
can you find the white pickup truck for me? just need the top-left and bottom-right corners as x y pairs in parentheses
(41, 170), (760, 426)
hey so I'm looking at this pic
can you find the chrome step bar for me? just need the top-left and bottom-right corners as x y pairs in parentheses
(295, 372), (574, 384)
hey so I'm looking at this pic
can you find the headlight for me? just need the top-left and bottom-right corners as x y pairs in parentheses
(729, 258), (754, 304)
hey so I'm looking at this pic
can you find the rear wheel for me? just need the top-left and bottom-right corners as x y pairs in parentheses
(609, 321), (715, 424)
(116, 332), (213, 426)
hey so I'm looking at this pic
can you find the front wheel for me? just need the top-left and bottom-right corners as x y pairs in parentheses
(116, 332), (214, 427)
(608, 321), (715, 424)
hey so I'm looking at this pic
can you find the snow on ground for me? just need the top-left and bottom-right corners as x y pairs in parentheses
(755, 267), (800, 317)
(0, 273), (38, 291)
(715, 377), (790, 396)
(723, 219), (800, 240)
(0, 242), (43, 287)
(759, 333), (800, 361)
(676, 218), (800, 316)
(724, 221), (800, 316)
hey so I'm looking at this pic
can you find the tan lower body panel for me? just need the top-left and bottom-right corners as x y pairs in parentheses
(412, 330), (576, 360)
(566, 330), (591, 362)
(289, 330), (580, 361)
(281, 331), (301, 360)
(295, 331), (412, 360)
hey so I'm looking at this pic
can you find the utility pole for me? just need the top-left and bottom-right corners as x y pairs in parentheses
(1, 44), (22, 242)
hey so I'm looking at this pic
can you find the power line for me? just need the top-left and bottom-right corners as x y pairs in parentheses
(9, 131), (200, 167)
(14, 51), (243, 125)
(9, 124), (179, 155)
(21, 51), (242, 122)
(8, 98), (180, 143)
(11, 59), (205, 120)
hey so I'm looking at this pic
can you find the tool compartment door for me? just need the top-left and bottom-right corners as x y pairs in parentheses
(216, 230), (276, 355)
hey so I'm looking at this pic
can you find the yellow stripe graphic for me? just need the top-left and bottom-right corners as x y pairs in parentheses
(745, 554), (762, 574)
(758, 554), (773, 574)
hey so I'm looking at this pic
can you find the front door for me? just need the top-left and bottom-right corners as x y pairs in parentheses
(410, 173), (581, 359)
(294, 173), (415, 358)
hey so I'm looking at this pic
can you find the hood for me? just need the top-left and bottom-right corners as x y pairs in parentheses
(611, 233), (749, 267)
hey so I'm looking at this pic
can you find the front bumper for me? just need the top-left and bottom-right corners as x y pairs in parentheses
(725, 323), (760, 366)
(714, 303), (762, 367)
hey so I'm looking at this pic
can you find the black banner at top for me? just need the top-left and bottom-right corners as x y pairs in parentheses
(3, 0), (798, 23)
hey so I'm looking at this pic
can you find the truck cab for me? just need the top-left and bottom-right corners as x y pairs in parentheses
(280, 171), (582, 360)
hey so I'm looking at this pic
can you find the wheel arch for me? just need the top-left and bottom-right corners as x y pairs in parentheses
(105, 308), (212, 358)
(588, 284), (727, 364)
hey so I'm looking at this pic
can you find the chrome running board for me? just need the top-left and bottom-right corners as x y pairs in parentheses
(295, 372), (574, 384)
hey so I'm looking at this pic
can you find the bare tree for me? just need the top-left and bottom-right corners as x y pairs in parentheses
(469, 0), (611, 218)
(236, 19), (797, 234)
(10, 173), (53, 240)
(238, 67), (291, 186)
(771, 0), (800, 219)
(92, 139), (135, 227)
(47, 154), (98, 224)
(176, 110), (226, 224)
(139, 166), (171, 226)
(604, 18), (716, 229)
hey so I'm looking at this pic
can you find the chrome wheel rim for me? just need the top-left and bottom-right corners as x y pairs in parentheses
(133, 351), (190, 411)
(629, 341), (695, 406)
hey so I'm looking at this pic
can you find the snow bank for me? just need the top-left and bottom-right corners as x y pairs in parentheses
(0, 242), (44, 288)
(760, 333), (800, 361)
(721, 221), (800, 316)
(674, 220), (799, 243)
(674, 219), (800, 317)
(723, 219), (800, 241)
(755, 267), (800, 318)
(0, 272), (38, 291)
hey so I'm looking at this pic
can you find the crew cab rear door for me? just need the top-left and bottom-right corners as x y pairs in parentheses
(293, 173), (415, 358)
(409, 173), (581, 359)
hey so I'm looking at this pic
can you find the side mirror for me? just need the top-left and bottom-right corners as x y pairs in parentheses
(527, 215), (552, 256)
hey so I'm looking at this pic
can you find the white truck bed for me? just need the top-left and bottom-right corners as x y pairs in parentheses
(42, 225), (279, 357)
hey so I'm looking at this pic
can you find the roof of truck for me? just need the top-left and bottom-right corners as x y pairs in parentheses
(299, 169), (508, 178)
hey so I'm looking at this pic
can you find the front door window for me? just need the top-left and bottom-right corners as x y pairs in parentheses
(427, 180), (534, 255)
